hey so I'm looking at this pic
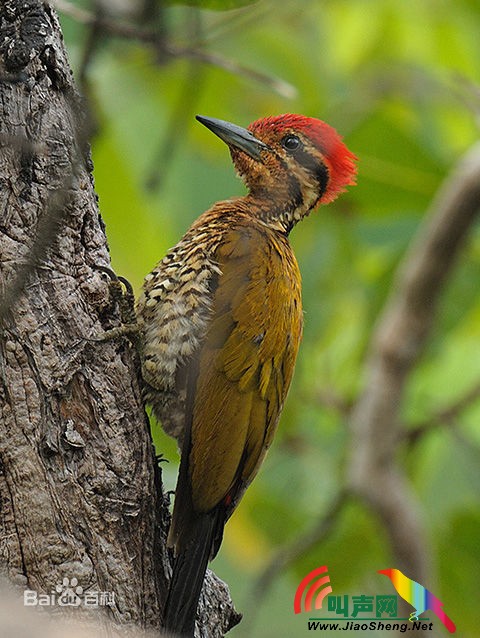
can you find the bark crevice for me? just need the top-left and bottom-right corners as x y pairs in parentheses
(1, 1), (238, 635)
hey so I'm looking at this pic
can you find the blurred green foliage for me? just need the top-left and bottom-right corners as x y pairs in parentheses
(60, 1), (479, 636)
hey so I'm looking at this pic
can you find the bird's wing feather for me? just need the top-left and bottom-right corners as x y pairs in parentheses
(187, 223), (303, 513)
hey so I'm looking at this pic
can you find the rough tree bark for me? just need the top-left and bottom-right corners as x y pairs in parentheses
(0, 1), (238, 636)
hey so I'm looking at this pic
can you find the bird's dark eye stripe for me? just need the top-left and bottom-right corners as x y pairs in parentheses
(294, 149), (329, 198)
(277, 155), (304, 210)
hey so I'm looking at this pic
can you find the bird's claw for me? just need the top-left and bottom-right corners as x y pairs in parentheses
(94, 265), (140, 345)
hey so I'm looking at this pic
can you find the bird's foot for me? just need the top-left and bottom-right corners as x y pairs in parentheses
(97, 266), (136, 324)
(92, 266), (141, 345)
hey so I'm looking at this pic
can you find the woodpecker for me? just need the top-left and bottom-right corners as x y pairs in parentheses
(136, 114), (357, 636)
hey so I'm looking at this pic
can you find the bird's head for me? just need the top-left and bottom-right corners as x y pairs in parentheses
(196, 113), (357, 231)
(378, 568), (395, 579)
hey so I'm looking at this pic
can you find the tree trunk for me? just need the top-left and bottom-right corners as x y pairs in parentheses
(0, 1), (238, 635)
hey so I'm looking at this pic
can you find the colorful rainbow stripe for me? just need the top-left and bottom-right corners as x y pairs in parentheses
(378, 568), (456, 634)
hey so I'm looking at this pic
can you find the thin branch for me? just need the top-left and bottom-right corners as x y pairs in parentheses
(145, 11), (206, 191)
(309, 387), (353, 417)
(245, 489), (349, 631)
(347, 140), (480, 611)
(177, 48), (296, 99)
(77, 5), (104, 89)
(52, 0), (297, 98)
(405, 379), (480, 446)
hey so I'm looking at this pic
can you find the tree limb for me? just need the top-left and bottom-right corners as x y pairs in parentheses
(52, 0), (296, 99)
(250, 489), (349, 608)
(405, 379), (480, 446)
(347, 142), (480, 634)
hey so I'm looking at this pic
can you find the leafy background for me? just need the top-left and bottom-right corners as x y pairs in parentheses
(59, 1), (479, 635)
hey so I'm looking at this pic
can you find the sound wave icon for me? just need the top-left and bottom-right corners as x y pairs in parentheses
(294, 565), (332, 614)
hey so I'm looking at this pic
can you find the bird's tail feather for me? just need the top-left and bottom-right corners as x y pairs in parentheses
(162, 511), (221, 637)
(436, 608), (456, 634)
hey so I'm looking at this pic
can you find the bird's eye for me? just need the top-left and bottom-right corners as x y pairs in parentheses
(282, 134), (301, 152)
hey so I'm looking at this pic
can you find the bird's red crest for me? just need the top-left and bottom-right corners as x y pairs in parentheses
(249, 114), (357, 205)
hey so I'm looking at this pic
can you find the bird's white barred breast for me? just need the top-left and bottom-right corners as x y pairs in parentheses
(137, 237), (222, 441)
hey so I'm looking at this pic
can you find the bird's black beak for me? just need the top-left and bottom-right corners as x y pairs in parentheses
(196, 115), (268, 161)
